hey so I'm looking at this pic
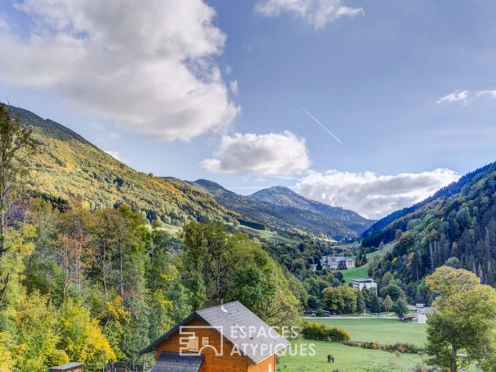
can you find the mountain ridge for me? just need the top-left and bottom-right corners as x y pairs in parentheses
(193, 179), (373, 240)
(11, 104), (372, 240)
(361, 163), (494, 248)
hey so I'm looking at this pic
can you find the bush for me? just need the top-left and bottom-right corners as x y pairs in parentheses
(328, 327), (351, 342)
(302, 322), (351, 342)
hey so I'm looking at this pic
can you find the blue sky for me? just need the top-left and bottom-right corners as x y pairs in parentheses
(0, 0), (495, 218)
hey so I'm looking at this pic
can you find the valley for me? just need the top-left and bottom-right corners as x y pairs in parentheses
(1, 102), (495, 372)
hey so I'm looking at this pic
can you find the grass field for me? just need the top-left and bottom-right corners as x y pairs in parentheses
(312, 318), (427, 346)
(278, 340), (425, 372)
(236, 225), (302, 244)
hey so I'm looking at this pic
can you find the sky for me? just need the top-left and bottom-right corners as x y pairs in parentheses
(0, 0), (495, 219)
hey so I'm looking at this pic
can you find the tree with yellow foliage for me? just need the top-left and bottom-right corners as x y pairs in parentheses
(58, 298), (116, 370)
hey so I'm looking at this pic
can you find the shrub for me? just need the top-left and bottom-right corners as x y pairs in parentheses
(328, 327), (351, 342)
(301, 322), (351, 342)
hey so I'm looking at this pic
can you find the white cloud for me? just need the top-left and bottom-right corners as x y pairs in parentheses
(230, 80), (239, 95)
(297, 168), (460, 219)
(105, 150), (122, 162)
(476, 89), (496, 99)
(108, 132), (120, 140)
(436, 90), (469, 105)
(255, 0), (364, 29)
(202, 131), (311, 175)
(225, 65), (232, 75)
(0, 0), (239, 141)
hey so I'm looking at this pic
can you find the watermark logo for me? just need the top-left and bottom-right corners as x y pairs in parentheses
(178, 325), (316, 358)
(179, 326), (224, 356)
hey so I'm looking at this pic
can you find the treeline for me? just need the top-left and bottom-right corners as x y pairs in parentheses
(0, 202), (303, 371)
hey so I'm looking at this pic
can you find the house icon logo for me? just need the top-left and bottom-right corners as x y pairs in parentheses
(179, 326), (224, 357)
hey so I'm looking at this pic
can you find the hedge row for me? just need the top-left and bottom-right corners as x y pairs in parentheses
(342, 340), (424, 354)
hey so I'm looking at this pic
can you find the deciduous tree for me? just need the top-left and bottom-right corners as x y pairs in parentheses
(425, 267), (496, 372)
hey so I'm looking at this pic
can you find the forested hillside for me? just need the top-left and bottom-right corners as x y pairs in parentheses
(367, 161), (496, 302)
(10, 106), (236, 227)
(193, 180), (372, 240)
(361, 164), (492, 247)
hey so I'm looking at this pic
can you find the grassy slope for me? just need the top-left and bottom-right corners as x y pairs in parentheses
(338, 242), (395, 283)
(235, 225), (302, 244)
(312, 318), (427, 346)
(278, 340), (424, 372)
(340, 265), (370, 282)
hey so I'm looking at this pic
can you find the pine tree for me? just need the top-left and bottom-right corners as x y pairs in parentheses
(369, 292), (381, 313)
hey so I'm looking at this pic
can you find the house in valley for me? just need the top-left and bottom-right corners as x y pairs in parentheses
(352, 279), (377, 292)
(139, 301), (289, 372)
(323, 254), (355, 270)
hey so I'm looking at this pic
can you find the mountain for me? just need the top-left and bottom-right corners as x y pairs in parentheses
(193, 180), (373, 240)
(250, 186), (372, 232)
(367, 161), (496, 296)
(361, 163), (494, 248)
(11, 105), (236, 226)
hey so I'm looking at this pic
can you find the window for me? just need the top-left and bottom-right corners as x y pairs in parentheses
(202, 337), (209, 346)
(268, 363), (272, 372)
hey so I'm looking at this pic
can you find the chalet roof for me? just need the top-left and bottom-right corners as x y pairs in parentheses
(50, 362), (84, 371)
(151, 352), (204, 372)
(139, 301), (290, 365)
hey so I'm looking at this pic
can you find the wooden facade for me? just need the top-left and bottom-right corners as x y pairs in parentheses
(141, 301), (287, 372)
(154, 318), (276, 372)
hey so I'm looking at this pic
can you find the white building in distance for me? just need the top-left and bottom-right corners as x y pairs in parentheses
(417, 307), (435, 324)
(352, 278), (377, 292)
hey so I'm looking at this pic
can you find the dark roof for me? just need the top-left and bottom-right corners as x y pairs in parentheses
(151, 352), (204, 372)
(140, 301), (290, 365)
(50, 362), (84, 371)
(352, 278), (376, 283)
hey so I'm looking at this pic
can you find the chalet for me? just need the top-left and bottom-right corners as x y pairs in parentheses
(352, 279), (377, 292)
(50, 363), (84, 372)
(140, 301), (289, 372)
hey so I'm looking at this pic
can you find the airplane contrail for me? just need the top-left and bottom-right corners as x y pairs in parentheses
(298, 104), (343, 145)
(280, 88), (343, 144)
